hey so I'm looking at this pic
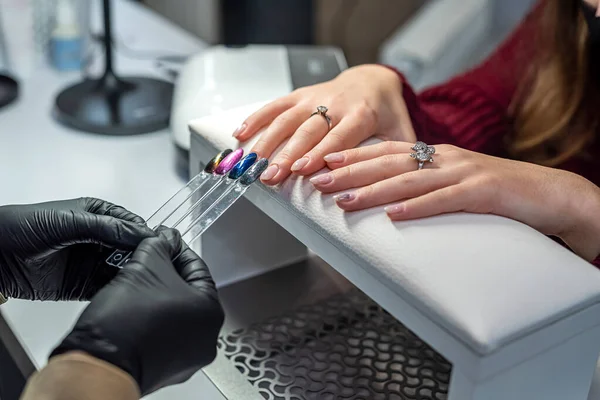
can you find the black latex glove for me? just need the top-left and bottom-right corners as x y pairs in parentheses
(0, 198), (155, 301)
(51, 227), (224, 396)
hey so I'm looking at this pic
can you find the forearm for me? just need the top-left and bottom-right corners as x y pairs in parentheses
(560, 175), (600, 262)
(20, 351), (140, 400)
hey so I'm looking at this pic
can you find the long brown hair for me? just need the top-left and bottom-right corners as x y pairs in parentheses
(511, 0), (600, 166)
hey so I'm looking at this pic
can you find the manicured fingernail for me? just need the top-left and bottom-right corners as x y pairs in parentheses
(334, 192), (355, 203)
(385, 203), (405, 215)
(261, 164), (279, 181)
(310, 174), (333, 185)
(232, 123), (247, 138)
(324, 153), (344, 163)
(291, 157), (310, 172)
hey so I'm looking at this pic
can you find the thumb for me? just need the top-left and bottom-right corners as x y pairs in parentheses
(126, 228), (181, 274)
(145, 227), (217, 293)
(61, 211), (155, 249)
(173, 245), (217, 293)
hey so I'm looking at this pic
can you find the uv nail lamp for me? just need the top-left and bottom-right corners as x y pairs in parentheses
(186, 102), (600, 400)
(170, 45), (347, 153)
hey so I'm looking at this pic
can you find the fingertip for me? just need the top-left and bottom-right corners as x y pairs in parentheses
(267, 166), (291, 185)
(295, 157), (325, 176)
(231, 122), (248, 139)
(323, 152), (344, 163)
(154, 226), (183, 257)
(385, 203), (407, 221)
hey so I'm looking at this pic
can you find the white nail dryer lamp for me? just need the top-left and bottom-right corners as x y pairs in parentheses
(170, 45), (347, 156)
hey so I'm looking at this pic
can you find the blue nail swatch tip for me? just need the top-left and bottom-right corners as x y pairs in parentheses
(228, 153), (258, 179)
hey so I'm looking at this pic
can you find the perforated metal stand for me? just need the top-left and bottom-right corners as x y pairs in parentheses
(205, 258), (452, 400)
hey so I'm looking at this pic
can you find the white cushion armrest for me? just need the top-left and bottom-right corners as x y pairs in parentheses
(189, 102), (600, 376)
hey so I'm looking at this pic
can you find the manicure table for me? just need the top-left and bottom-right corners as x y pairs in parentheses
(187, 102), (600, 400)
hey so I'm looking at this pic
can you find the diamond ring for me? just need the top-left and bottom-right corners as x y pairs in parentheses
(310, 106), (332, 131)
(410, 141), (435, 170)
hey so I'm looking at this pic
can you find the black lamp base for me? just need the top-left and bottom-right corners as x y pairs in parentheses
(53, 75), (173, 135)
(0, 73), (18, 110)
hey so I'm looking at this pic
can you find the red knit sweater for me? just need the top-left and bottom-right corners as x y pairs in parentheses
(394, 2), (600, 265)
(399, 3), (600, 185)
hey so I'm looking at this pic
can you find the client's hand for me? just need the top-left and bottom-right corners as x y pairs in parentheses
(235, 65), (416, 185)
(311, 141), (600, 261)
(51, 227), (224, 396)
(0, 198), (154, 301)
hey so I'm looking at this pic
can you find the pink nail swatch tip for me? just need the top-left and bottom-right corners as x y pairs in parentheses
(215, 148), (244, 174)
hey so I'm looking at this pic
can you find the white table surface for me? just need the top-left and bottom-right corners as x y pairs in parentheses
(0, 1), (225, 398)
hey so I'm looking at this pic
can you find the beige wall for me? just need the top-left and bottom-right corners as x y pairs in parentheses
(143, 0), (424, 65)
(315, 0), (423, 66)
(143, 0), (221, 44)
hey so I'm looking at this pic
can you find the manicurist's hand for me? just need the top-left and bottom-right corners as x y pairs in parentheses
(0, 198), (154, 301)
(51, 227), (224, 396)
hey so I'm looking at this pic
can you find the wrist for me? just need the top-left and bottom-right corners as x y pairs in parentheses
(23, 351), (139, 400)
(52, 326), (139, 386)
(559, 174), (600, 261)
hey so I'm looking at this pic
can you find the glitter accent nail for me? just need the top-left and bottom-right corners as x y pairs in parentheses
(240, 158), (269, 185)
(334, 193), (355, 202)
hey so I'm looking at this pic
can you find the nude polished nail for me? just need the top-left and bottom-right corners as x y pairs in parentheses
(261, 164), (279, 181)
(310, 174), (332, 185)
(385, 203), (405, 215)
(232, 123), (247, 138)
(291, 157), (310, 172)
(324, 153), (344, 163)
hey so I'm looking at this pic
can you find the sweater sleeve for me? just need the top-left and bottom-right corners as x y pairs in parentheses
(390, 1), (543, 156)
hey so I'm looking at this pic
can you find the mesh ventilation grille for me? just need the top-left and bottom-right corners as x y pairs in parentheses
(218, 289), (451, 400)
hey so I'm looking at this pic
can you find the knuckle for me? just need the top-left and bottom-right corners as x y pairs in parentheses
(327, 130), (347, 147)
(477, 173), (500, 189)
(275, 152), (295, 165)
(346, 148), (363, 162)
(330, 92), (346, 105)
(390, 141), (406, 152)
(437, 144), (456, 153)
(271, 114), (294, 129)
(252, 138), (269, 153)
(445, 184), (466, 199)
(355, 101), (378, 124)
(458, 159), (481, 176)
(439, 147), (461, 161)
(294, 126), (313, 138)
(335, 165), (353, 181)
(291, 87), (308, 97)
(398, 173), (417, 186)
(358, 184), (375, 200)
(464, 179), (496, 213)
(380, 154), (398, 168)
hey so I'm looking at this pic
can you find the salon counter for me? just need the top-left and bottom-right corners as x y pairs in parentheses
(0, 0), (225, 398)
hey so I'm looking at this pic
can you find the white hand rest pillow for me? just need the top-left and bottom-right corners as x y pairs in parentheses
(189, 101), (600, 357)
